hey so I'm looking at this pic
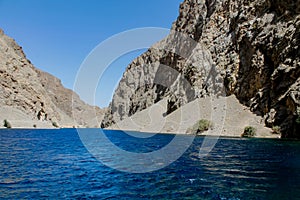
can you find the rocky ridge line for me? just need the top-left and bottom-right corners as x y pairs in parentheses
(101, 0), (300, 138)
(0, 29), (104, 128)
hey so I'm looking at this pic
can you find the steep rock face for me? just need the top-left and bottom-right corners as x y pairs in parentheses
(101, 18), (224, 128)
(198, 0), (300, 138)
(100, 39), (221, 127)
(36, 70), (105, 127)
(101, 0), (300, 138)
(0, 29), (104, 128)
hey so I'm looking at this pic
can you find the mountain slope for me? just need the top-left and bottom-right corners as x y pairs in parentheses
(101, 0), (300, 138)
(0, 29), (104, 128)
(108, 95), (276, 138)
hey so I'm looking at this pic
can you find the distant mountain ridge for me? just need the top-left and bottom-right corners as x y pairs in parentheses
(0, 29), (104, 128)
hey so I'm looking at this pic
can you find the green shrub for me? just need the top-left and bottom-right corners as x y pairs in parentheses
(241, 126), (256, 138)
(296, 117), (300, 124)
(296, 107), (300, 124)
(272, 126), (281, 134)
(187, 119), (213, 135)
(52, 121), (59, 128)
(3, 119), (12, 129)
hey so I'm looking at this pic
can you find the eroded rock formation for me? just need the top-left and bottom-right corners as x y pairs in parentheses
(101, 0), (300, 138)
(0, 29), (104, 128)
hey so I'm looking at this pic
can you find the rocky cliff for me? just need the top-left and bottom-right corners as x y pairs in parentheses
(101, 0), (300, 138)
(0, 29), (104, 128)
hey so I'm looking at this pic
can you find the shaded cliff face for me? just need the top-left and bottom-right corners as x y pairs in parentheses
(101, 0), (300, 138)
(196, 0), (300, 138)
(0, 29), (104, 128)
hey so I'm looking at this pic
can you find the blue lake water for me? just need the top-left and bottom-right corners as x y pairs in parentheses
(0, 129), (300, 199)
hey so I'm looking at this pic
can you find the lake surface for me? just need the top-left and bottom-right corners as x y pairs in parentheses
(0, 129), (300, 199)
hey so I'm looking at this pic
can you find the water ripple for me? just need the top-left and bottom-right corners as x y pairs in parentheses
(0, 129), (300, 199)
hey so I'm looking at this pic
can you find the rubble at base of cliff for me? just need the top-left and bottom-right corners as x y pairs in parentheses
(101, 0), (300, 138)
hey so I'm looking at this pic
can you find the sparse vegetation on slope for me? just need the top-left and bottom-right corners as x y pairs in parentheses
(3, 119), (12, 129)
(241, 126), (256, 138)
(272, 126), (281, 135)
(187, 119), (213, 135)
(52, 121), (59, 128)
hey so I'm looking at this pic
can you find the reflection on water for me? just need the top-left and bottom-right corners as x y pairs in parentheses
(0, 129), (299, 199)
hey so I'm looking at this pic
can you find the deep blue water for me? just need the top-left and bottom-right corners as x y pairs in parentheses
(0, 129), (300, 199)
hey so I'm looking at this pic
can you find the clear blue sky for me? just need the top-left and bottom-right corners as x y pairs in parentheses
(0, 0), (182, 108)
